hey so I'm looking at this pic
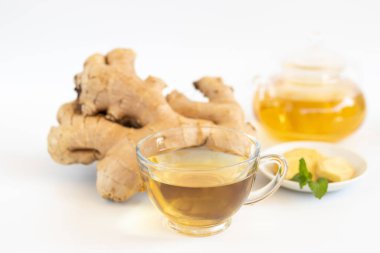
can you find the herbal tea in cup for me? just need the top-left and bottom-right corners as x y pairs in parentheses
(137, 126), (287, 236)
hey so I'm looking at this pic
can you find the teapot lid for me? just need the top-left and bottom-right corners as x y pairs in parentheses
(282, 45), (346, 82)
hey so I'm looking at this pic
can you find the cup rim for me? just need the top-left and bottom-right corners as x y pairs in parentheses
(136, 126), (260, 172)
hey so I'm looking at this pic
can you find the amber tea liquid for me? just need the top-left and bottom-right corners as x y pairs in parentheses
(254, 78), (366, 141)
(145, 147), (255, 227)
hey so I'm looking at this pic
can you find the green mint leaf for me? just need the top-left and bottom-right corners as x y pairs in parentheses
(293, 173), (307, 189)
(299, 158), (312, 181)
(291, 158), (311, 189)
(308, 178), (328, 199)
(291, 173), (301, 182)
(291, 173), (305, 189)
(290, 158), (329, 199)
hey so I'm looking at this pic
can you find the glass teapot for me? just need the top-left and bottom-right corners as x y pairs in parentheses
(253, 46), (366, 142)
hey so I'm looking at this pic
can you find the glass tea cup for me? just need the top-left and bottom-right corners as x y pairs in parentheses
(136, 126), (287, 236)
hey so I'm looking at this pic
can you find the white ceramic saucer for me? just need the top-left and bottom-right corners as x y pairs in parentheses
(261, 141), (367, 193)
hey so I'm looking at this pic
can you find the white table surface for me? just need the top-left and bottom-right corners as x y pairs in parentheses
(1, 0), (379, 252)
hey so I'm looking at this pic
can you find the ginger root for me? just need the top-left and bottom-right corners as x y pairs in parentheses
(48, 48), (255, 202)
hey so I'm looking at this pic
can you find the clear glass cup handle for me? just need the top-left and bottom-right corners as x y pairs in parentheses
(244, 154), (288, 205)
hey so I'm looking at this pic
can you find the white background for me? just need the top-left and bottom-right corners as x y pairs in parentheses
(1, 0), (379, 252)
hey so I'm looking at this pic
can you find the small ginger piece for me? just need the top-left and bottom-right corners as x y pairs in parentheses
(282, 156), (302, 180)
(48, 48), (255, 202)
(316, 157), (355, 182)
(282, 148), (322, 180)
